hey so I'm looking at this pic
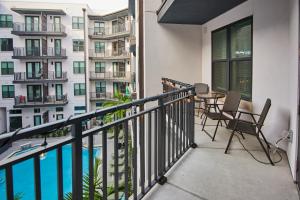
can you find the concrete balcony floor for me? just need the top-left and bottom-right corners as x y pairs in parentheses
(144, 116), (299, 200)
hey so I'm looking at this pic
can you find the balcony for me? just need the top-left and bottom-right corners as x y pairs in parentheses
(14, 94), (68, 108)
(88, 23), (130, 40)
(89, 49), (130, 60)
(89, 71), (132, 82)
(11, 23), (67, 36)
(0, 78), (297, 200)
(13, 71), (68, 83)
(89, 92), (117, 101)
(12, 47), (67, 59)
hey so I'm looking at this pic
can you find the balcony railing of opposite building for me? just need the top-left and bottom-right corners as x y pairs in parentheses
(12, 23), (66, 35)
(88, 23), (130, 38)
(0, 78), (195, 200)
(89, 71), (132, 81)
(14, 94), (68, 107)
(90, 92), (115, 101)
(13, 47), (67, 59)
(14, 71), (68, 83)
(89, 48), (130, 59)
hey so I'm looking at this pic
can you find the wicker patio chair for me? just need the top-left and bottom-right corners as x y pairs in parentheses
(194, 83), (209, 117)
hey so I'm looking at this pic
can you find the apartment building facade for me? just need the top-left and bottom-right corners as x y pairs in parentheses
(0, 1), (134, 133)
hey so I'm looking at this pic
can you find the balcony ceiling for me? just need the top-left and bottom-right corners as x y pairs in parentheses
(11, 8), (66, 15)
(157, 0), (247, 25)
(88, 8), (128, 21)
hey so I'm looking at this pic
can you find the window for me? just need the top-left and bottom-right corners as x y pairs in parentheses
(56, 84), (63, 100)
(27, 85), (42, 101)
(2, 85), (14, 98)
(72, 17), (84, 29)
(95, 62), (105, 73)
(26, 39), (40, 56)
(94, 22), (105, 34)
(10, 116), (22, 131)
(56, 114), (64, 120)
(96, 81), (106, 93)
(34, 108), (40, 113)
(73, 61), (85, 74)
(74, 83), (85, 96)
(55, 62), (62, 78)
(9, 109), (22, 114)
(0, 38), (13, 51)
(212, 17), (252, 100)
(73, 40), (84, 52)
(26, 62), (41, 79)
(1, 62), (14, 75)
(74, 106), (86, 115)
(95, 42), (105, 53)
(25, 16), (39, 31)
(34, 115), (42, 126)
(56, 107), (64, 112)
(0, 15), (13, 28)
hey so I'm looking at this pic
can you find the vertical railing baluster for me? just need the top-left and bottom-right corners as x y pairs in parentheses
(114, 126), (119, 200)
(71, 123), (83, 200)
(139, 115), (145, 194)
(176, 101), (179, 159)
(154, 110), (158, 180)
(88, 134), (94, 200)
(183, 99), (186, 152)
(34, 155), (41, 200)
(132, 118), (138, 200)
(167, 104), (171, 168)
(102, 130), (108, 200)
(179, 100), (183, 156)
(57, 147), (63, 200)
(191, 92), (197, 148)
(172, 103), (175, 163)
(6, 165), (13, 200)
(124, 121), (129, 200)
(147, 112), (152, 187)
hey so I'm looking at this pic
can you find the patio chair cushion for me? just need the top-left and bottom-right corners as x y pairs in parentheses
(227, 119), (256, 136)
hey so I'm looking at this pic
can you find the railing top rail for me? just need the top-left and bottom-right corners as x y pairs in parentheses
(0, 80), (194, 143)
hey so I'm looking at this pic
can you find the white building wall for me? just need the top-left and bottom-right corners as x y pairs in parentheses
(143, 0), (202, 97)
(201, 0), (299, 179)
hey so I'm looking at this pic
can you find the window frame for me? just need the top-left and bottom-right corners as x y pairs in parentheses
(0, 38), (13, 51)
(73, 61), (85, 74)
(74, 83), (86, 96)
(2, 85), (15, 98)
(0, 15), (13, 28)
(72, 17), (84, 29)
(1, 61), (14, 75)
(211, 16), (253, 101)
(95, 62), (106, 73)
(73, 39), (84, 52)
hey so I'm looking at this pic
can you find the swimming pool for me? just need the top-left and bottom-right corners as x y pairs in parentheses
(0, 145), (101, 200)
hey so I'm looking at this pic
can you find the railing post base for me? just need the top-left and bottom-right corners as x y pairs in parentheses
(158, 176), (167, 185)
(191, 143), (198, 148)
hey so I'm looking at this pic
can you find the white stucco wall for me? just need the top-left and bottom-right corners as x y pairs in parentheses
(143, 0), (202, 97)
(201, 0), (299, 179)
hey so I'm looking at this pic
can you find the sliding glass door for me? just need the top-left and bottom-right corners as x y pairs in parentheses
(25, 16), (39, 32)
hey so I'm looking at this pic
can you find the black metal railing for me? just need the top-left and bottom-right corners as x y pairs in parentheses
(90, 92), (115, 101)
(89, 48), (130, 58)
(88, 23), (130, 37)
(0, 78), (195, 200)
(90, 71), (132, 81)
(13, 47), (67, 58)
(14, 94), (68, 106)
(14, 71), (68, 82)
(12, 22), (66, 33)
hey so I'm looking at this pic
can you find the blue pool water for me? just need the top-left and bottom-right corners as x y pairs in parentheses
(0, 145), (101, 200)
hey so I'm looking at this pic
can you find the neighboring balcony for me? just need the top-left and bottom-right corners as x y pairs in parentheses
(13, 71), (68, 84)
(11, 23), (67, 37)
(90, 92), (117, 101)
(12, 47), (67, 59)
(89, 49), (130, 60)
(89, 71), (132, 82)
(14, 94), (68, 108)
(88, 24), (130, 39)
